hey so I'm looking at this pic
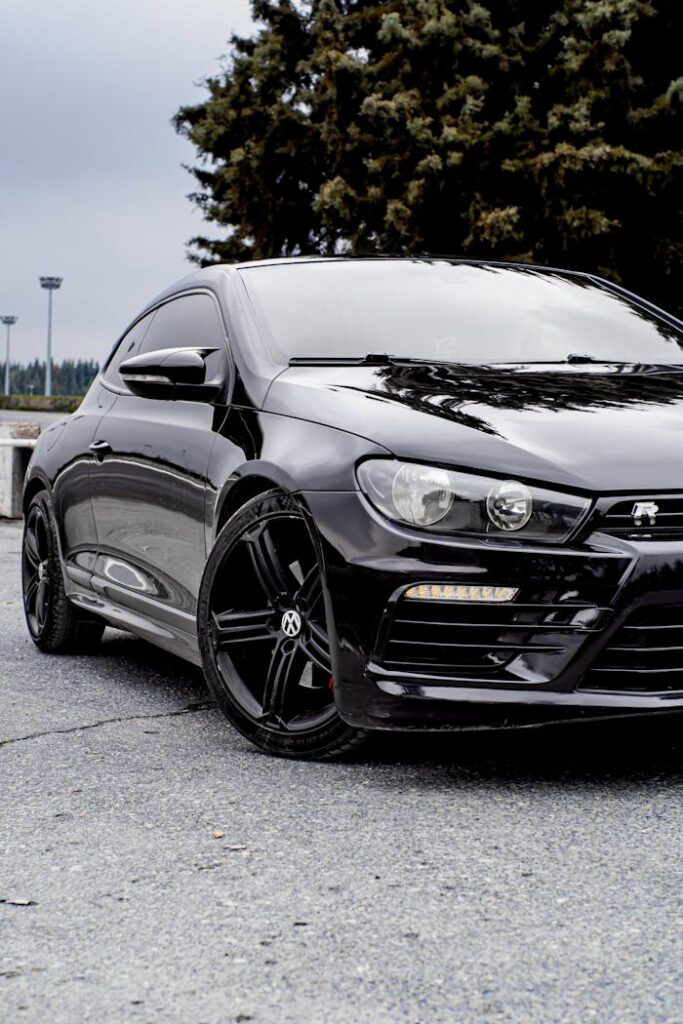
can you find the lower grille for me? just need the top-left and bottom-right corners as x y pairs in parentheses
(582, 604), (683, 693)
(379, 596), (605, 682)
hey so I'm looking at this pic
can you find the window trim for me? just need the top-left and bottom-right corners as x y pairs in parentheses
(100, 308), (157, 392)
(99, 288), (234, 400)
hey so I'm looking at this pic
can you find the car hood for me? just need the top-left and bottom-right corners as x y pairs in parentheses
(266, 364), (683, 492)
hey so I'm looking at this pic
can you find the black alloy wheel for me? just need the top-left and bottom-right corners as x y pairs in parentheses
(22, 492), (105, 653)
(198, 490), (365, 759)
(23, 499), (52, 639)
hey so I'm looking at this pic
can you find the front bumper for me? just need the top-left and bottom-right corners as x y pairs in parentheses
(303, 490), (683, 731)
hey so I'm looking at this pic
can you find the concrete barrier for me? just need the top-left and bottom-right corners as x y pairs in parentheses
(0, 422), (40, 518)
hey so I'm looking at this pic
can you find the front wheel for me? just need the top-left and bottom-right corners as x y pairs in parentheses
(197, 490), (366, 759)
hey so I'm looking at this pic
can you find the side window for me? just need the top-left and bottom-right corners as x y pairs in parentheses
(102, 311), (156, 390)
(138, 294), (226, 355)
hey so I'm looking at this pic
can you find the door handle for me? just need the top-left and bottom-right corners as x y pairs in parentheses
(89, 440), (112, 460)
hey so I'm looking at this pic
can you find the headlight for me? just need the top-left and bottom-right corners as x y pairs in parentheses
(356, 460), (591, 543)
(486, 480), (533, 531)
(391, 463), (454, 526)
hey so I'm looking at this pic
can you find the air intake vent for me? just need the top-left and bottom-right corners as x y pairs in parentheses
(379, 595), (605, 681)
(582, 604), (683, 693)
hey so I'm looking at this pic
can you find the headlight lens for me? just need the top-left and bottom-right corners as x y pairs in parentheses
(486, 480), (533, 531)
(356, 460), (590, 543)
(391, 463), (454, 526)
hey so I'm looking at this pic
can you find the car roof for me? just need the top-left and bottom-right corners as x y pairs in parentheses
(140, 256), (590, 316)
(165, 255), (592, 282)
(230, 255), (584, 276)
(141, 257), (679, 333)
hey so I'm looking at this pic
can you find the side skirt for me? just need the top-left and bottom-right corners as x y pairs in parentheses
(64, 571), (202, 668)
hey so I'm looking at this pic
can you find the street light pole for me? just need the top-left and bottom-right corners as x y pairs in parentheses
(1, 316), (18, 396)
(39, 276), (62, 397)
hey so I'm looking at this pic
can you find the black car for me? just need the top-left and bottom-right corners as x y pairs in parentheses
(22, 257), (683, 758)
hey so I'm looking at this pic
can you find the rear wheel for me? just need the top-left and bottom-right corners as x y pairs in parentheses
(197, 491), (366, 759)
(22, 492), (105, 653)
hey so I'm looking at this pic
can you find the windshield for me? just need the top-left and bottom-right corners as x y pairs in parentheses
(239, 259), (683, 366)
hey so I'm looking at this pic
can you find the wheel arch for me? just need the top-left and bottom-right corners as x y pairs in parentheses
(22, 471), (51, 514)
(210, 468), (321, 551)
(213, 472), (289, 543)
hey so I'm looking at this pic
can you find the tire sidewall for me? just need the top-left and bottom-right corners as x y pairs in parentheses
(23, 491), (68, 650)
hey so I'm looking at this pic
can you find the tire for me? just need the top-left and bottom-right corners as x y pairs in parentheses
(197, 490), (367, 759)
(22, 491), (105, 653)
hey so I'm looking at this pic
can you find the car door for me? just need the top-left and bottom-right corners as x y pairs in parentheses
(90, 292), (229, 641)
(49, 381), (117, 577)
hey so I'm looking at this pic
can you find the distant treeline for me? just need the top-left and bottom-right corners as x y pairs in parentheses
(0, 359), (100, 396)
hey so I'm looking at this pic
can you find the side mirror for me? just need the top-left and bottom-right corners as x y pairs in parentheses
(119, 347), (224, 402)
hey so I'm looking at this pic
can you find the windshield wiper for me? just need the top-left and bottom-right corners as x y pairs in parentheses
(288, 353), (443, 367)
(288, 353), (683, 373)
(290, 352), (637, 367)
(492, 356), (683, 372)
(565, 353), (630, 365)
(565, 355), (683, 373)
(632, 364), (683, 374)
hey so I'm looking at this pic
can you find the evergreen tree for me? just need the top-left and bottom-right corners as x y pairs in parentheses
(0, 360), (99, 397)
(175, 0), (682, 313)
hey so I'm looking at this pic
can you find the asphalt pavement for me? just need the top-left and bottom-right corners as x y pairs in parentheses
(2, 517), (683, 1023)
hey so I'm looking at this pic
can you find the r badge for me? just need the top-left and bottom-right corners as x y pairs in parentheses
(631, 501), (659, 527)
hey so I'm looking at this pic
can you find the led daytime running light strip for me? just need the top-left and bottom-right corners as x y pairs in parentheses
(404, 584), (518, 603)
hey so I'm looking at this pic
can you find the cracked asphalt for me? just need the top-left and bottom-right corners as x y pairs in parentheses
(2, 518), (683, 1023)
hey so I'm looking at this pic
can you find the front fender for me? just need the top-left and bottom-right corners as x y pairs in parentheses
(205, 408), (389, 547)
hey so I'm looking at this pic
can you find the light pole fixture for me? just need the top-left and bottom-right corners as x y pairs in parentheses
(39, 276), (63, 397)
(1, 316), (18, 396)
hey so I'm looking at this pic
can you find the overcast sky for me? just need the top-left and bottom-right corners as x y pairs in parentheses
(1, 0), (253, 365)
